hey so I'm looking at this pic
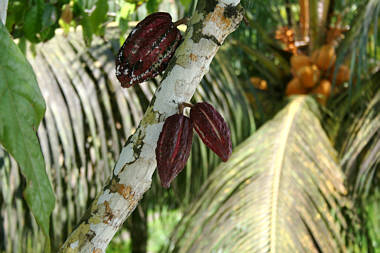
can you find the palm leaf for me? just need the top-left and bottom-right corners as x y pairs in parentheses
(233, 40), (288, 84)
(337, 0), (380, 57)
(0, 26), (148, 251)
(338, 84), (380, 252)
(0, 21), (256, 251)
(335, 0), (380, 89)
(164, 96), (348, 253)
(340, 88), (380, 197)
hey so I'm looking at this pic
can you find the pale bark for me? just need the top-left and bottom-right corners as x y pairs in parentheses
(59, 1), (243, 252)
(0, 0), (8, 25)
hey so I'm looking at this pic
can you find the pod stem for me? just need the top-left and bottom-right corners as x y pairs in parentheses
(178, 102), (193, 114)
(243, 15), (249, 26)
(174, 17), (189, 27)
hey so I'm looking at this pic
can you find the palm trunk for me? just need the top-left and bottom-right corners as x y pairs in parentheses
(285, 0), (292, 26)
(127, 206), (148, 253)
(299, 0), (309, 41)
(309, 0), (320, 51)
(309, 0), (330, 51)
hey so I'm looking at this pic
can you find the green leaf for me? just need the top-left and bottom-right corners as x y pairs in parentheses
(40, 25), (56, 42)
(5, 0), (26, 33)
(118, 2), (135, 35)
(41, 3), (58, 28)
(23, 5), (42, 43)
(40, 3), (58, 42)
(125, 0), (146, 4)
(119, 2), (135, 19)
(17, 37), (27, 55)
(167, 96), (348, 253)
(179, 0), (192, 9)
(234, 40), (287, 83)
(147, 0), (161, 13)
(81, 15), (93, 45)
(89, 0), (108, 35)
(0, 23), (55, 239)
(81, 0), (108, 45)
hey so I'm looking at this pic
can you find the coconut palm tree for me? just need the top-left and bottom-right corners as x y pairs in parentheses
(161, 0), (380, 252)
(0, 0), (378, 252)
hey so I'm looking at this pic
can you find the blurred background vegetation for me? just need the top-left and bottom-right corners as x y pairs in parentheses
(0, 0), (379, 252)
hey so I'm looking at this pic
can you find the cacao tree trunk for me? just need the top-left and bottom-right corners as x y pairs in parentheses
(59, 0), (243, 252)
(0, 0), (8, 24)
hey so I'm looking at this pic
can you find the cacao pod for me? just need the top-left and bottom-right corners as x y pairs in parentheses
(190, 102), (232, 162)
(156, 114), (193, 188)
(116, 12), (182, 88)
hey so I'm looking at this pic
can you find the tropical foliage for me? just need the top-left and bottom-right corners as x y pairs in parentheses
(0, 0), (379, 252)
(163, 0), (380, 252)
(0, 22), (54, 250)
(165, 96), (348, 253)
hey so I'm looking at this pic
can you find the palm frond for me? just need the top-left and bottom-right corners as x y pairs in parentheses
(233, 40), (289, 84)
(165, 96), (348, 253)
(0, 26), (149, 251)
(336, 0), (380, 85)
(340, 87), (380, 197)
(1, 20), (256, 250)
(27, 28), (146, 248)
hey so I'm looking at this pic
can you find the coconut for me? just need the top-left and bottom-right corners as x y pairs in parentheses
(290, 55), (311, 73)
(311, 79), (332, 105)
(297, 65), (320, 88)
(315, 45), (336, 71)
(285, 78), (308, 96)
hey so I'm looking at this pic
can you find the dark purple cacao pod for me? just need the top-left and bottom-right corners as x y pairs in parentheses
(115, 12), (182, 88)
(156, 114), (193, 188)
(190, 102), (232, 162)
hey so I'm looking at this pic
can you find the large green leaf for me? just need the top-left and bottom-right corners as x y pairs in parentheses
(80, 0), (109, 45)
(23, 5), (42, 43)
(165, 96), (348, 253)
(0, 23), (55, 238)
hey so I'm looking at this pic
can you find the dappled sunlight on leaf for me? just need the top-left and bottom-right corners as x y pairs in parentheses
(166, 96), (348, 253)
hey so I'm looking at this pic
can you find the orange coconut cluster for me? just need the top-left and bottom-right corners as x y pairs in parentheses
(285, 45), (350, 104)
(249, 77), (268, 90)
(275, 27), (297, 54)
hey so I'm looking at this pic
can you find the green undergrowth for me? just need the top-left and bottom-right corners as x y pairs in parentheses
(107, 208), (182, 253)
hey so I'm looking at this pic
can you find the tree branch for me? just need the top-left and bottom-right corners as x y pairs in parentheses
(59, 1), (243, 252)
(0, 0), (8, 25)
